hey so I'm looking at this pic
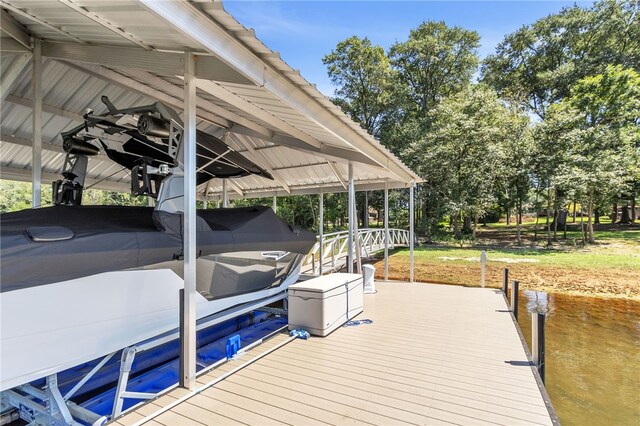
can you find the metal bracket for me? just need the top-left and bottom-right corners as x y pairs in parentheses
(64, 351), (117, 401)
(168, 120), (182, 160)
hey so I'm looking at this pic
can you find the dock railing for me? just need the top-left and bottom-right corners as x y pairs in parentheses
(302, 228), (410, 274)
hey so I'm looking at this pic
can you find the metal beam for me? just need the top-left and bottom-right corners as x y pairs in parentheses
(0, 38), (31, 55)
(226, 178), (244, 197)
(57, 0), (153, 50)
(196, 80), (321, 149)
(0, 53), (30, 102)
(0, 9), (31, 49)
(32, 38), (42, 209)
(0, 165), (128, 193)
(1, 134), (61, 153)
(232, 125), (378, 167)
(5, 94), (84, 122)
(199, 179), (409, 200)
(180, 51), (197, 390)
(60, 60), (229, 129)
(139, 0), (418, 183)
(0, 1), (87, 45)
(327, 161), (347, 190)
(232, 135), (291, 193)
(42, 41), (252, 85)
(115, 68), (273, 139)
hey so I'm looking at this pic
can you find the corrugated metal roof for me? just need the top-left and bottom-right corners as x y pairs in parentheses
(1, 0), (420, 199)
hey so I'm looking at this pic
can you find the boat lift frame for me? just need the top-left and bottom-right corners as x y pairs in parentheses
(0, 292), (287, 425)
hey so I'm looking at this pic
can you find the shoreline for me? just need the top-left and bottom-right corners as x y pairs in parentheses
(375, 273), (640, 302)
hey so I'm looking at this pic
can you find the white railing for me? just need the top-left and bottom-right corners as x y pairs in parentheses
(302, 228), (410, 274)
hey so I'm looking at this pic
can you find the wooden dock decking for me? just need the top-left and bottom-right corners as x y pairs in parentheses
(114, 282), (556, 426)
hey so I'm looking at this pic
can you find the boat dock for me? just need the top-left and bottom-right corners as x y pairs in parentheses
(114, 282), (557, 426)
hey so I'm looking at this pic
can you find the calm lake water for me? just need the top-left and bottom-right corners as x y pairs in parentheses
(515, 290), (640, 425)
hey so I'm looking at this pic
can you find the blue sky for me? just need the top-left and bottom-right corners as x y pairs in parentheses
(224, 1), (590, 96)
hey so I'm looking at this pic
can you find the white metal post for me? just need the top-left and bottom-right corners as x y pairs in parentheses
(409, 183), (415, 283)
(32, 39), (42, 209)
(364, 191), (368, 228)
(273, 194), (277, 213)
(347, 162), (354, 273)
(480, 250), (487, 288)
(222, 179), (228, 207)
(319, 191), (324, 275)
(353, 194), (362, 274)
(384, 183), (389, 281)
(180, 51), (197, 389)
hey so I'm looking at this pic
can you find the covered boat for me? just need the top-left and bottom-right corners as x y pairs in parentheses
(0, 98), (315, 393)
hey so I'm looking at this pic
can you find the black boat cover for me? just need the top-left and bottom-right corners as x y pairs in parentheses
(0, 206), (315, 293)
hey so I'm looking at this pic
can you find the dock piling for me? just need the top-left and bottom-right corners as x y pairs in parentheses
(532, 312), (546, 383)
(511, 281), (519, 320)
(503, 268), (509, 294)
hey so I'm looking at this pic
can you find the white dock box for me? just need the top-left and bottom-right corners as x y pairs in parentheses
(288, 273), (363, 336)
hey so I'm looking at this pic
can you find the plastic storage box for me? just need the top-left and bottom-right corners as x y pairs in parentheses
(288, 273), (363, 336)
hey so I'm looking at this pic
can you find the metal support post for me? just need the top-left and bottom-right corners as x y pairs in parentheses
(384, 183), (389, 281)
(273, 194), (277, 213)
(480, 250), (487, 288)
(353, 198), (362, 274)
(46, 375), (74, 425)
(511, 280), (519, 320)
(409, 183), (415, 283)
(532, 312), (546, 383)
(222, 179), (229, 207)
(347, 162), (354, 273)
(32, 39), (42, 209)
(319, 191), (324, 275)
(112, 347), (137, 418)
(180, 51), (197, 390)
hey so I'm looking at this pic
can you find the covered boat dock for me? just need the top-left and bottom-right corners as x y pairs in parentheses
(1, 1), (556, 424)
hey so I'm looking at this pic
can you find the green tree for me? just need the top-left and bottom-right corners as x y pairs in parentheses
(538, 65), (640, 243)
(482, 0), (640, 119)
(404, 85), (517, 240)
(389, 21), (480, 117)
(322, 36), (394, 137)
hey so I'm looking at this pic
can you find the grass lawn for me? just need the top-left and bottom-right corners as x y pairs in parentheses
(371, 222), (640, 300)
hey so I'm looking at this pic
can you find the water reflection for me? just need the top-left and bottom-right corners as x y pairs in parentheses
(516, 291), (640, 425)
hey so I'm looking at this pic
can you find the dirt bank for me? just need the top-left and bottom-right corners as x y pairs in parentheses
(371, 257), (640, 301)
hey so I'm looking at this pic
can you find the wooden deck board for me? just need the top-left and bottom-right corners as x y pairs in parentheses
(115, 282), (554, 425)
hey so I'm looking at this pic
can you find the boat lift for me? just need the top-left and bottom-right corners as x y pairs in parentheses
(0, 292), (287, 425)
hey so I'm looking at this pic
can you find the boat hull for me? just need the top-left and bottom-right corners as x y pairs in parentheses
(0, 264), (299, 391)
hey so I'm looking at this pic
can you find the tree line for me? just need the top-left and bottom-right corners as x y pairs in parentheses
(322, 0), (640, 245)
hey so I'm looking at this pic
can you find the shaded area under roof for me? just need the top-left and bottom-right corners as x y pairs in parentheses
(1, 0), (421, 199)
